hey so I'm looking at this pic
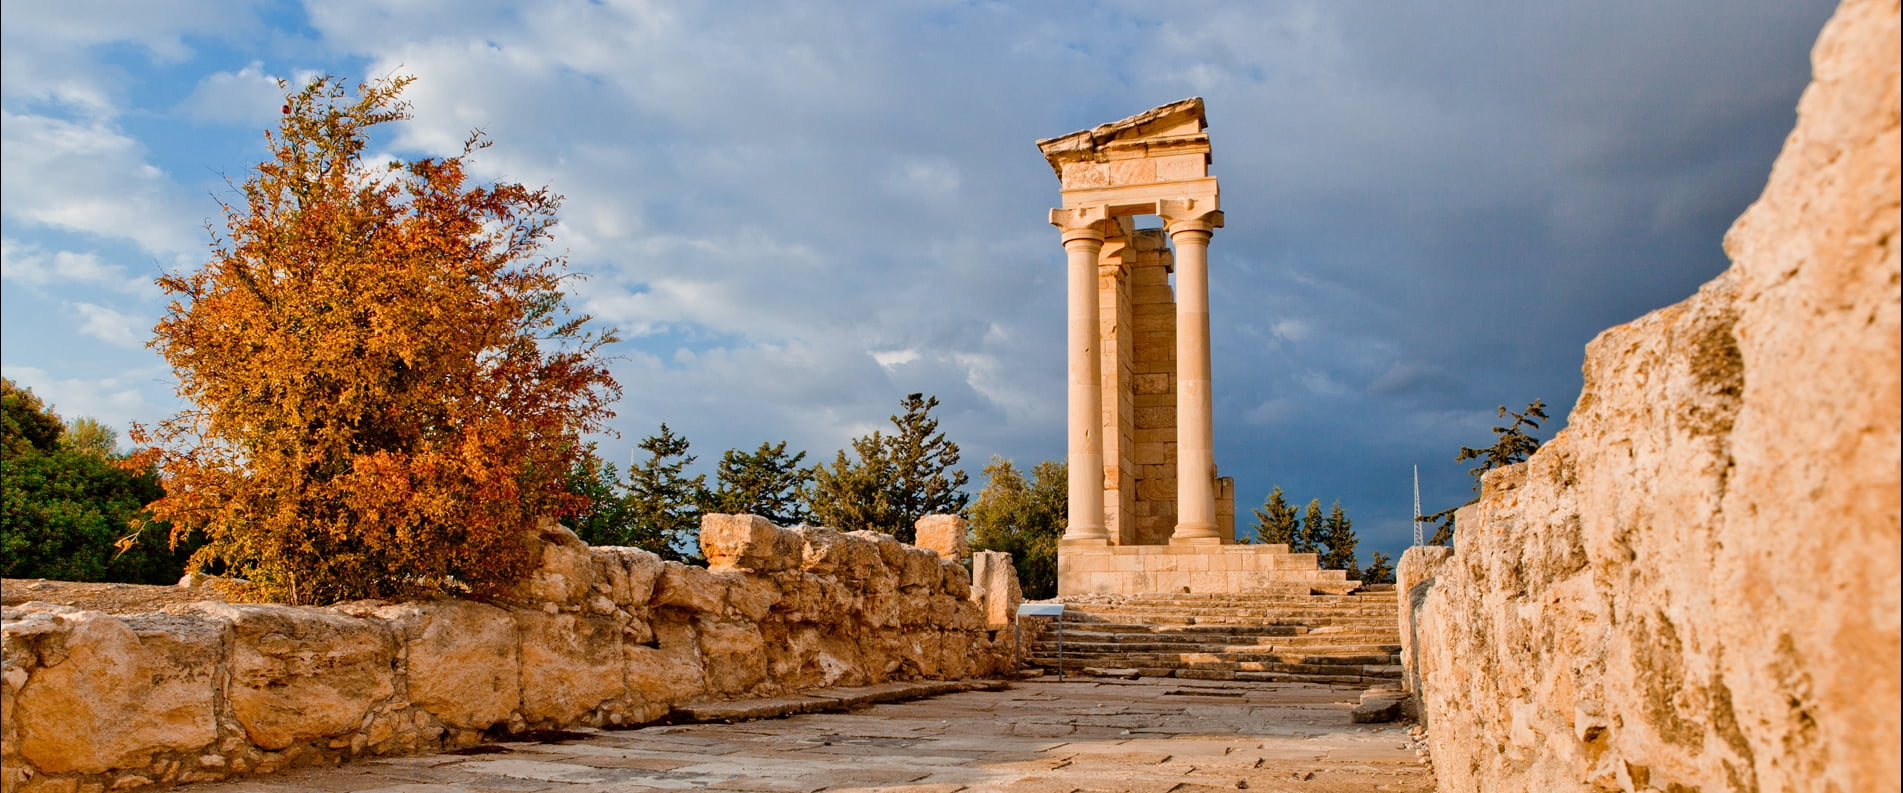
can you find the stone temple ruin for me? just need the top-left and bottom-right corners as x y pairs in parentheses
(1038, 98), (1356, 596)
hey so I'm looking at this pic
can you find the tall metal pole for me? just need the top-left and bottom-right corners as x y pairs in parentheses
(1412, 465), (1424, 547)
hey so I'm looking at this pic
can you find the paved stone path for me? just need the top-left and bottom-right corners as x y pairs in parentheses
(185, 679), (1433, 792)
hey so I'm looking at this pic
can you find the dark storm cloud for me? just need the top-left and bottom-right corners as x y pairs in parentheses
(0, 0), (1842, 563)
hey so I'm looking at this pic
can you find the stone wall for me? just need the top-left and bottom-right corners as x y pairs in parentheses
(1400, 1), (1899, 791)
(0, 514), (1017, 793)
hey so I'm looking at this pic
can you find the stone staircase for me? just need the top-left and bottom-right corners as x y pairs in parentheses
(1023, 586), (1402, 685)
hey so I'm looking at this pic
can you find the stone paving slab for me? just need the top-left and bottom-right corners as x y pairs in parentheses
(176, 679), (1432, 792)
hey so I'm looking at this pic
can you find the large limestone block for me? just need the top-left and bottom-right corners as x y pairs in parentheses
(696, 616), (768, 696)
(380, 601), (520, 730)
(971, 551), (1022, 630)
(896, 545), (944, 591)
(593, 547), (664, 608)
(913, 515), (969, 562)
(806, 529), (885, 582)
(939, 559), (972, 600)
(701, 514), (801, 573)
(623, 644), (705, 711)
(774, 572), (852, 624)
(723, 574), (781, 622)
(653, 562), (728, 613)
(11, 612), (221, 773)
(202, 603), (397, 751)
(1396, 546), (1452, 701)
(514, 610), (625, 725)
(518, 519), (596, 605)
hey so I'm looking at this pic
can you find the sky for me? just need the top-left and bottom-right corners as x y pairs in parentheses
(0, 0), (1841, 563)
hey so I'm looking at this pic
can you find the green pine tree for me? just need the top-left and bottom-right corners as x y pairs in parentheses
(1422, 399), (1548, 546)
(1248, 486), (1300, 546)
(1362, 550), (1395, 584)
(1296, 499), (1325, 555)
(1317, 500), (1359, 574)
(968, 457), (1065, 599)
(620, 424), (707, 563)
(562, 442), (635, 548)
(704, 441), (811, 527)
(807, 393), (969, 542)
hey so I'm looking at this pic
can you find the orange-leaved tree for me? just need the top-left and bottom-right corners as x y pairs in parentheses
(131, 75), (620, 604)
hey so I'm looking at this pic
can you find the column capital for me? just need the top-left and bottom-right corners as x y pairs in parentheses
(1158, 199), (1224, 236)
(1050, 205), (1113, 245)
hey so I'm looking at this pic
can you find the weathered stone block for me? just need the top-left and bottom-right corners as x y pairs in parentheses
(204, 603), (397, 751)
(723, 574), (781, 622)
(971, 551), (1023, 630)
(653, 562), (727, 613)
(381, 601), (519, 730)
(593, 547), (663, 608)
(1152, 153), (1205, 180)
(1134, 406), (1174, 429)
(623, 645), (704, 709)
(701, 513), (800, 573)
(913, 515), (969, 562)
(12, 612), (220, 773)
(514, 610), (624, 725)
(696, 617), (767, 696)
(1133, 373), (1172, 394)
(518, 519), (595, 604)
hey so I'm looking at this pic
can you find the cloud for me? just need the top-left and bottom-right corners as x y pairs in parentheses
(0, 0), (1839, 564)
(68, 301), (146, 349)
(0, 238), (155, 295)
(0, 365), (151, 430)
(872, 349), (919, 369)
(179, 61), (285, 125)
(0, 0), (264, 118)
(0, 111), (201, 259)
(1244, 398), (1295, 427)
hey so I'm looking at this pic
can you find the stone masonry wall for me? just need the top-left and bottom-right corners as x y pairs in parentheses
(0, 514), (1016, 793)
(1400, 2), (1899, 791)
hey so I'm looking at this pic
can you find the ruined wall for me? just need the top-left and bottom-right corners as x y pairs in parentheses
(0, 514), (1016, 793)
(1402, 1), (1899, 791)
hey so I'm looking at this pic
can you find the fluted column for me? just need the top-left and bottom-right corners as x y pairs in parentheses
(1051, 206), (1111, 545)
(1161, 203), (1224, 544)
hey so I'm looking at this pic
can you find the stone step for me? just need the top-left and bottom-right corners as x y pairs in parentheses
(1029, 644), (1399, 662)
(1073, 600), (1400, 612)
(1027, 658), (1403, 684)
(1055, 620), (1398, 637)
(1048, 622), (1308, 637)
(1062, 596), (1397, 608)
(1067, 591), (1392, 602)
(1030, 646), (1400, 666)
(1033, 640), (1402, 655)
(1061, 613), (1396, 628)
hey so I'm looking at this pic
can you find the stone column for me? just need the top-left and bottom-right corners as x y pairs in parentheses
(1161, 203), (1224, 544)
(1051, 207), (1111, 545)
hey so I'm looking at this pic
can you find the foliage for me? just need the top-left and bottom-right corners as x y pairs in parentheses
(3, 380), (62, 457)
(1, 380), (192, 583)
(615, 424), (708, 563)
(1362, 550), (1395, 585)
(1316, 500), (1359, 576)
(704, 441), (810, 527)
(1297, 499), (1325, 555)
(968, 457), (1065, 600)
(807, 393), (970, 542)
(60, 417), (118, 456)
(132, 75), (619, 603)
(1246, 486), (1299, 546)
(560, 443), (635, 549)
(1421, 399), (1548, 546)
